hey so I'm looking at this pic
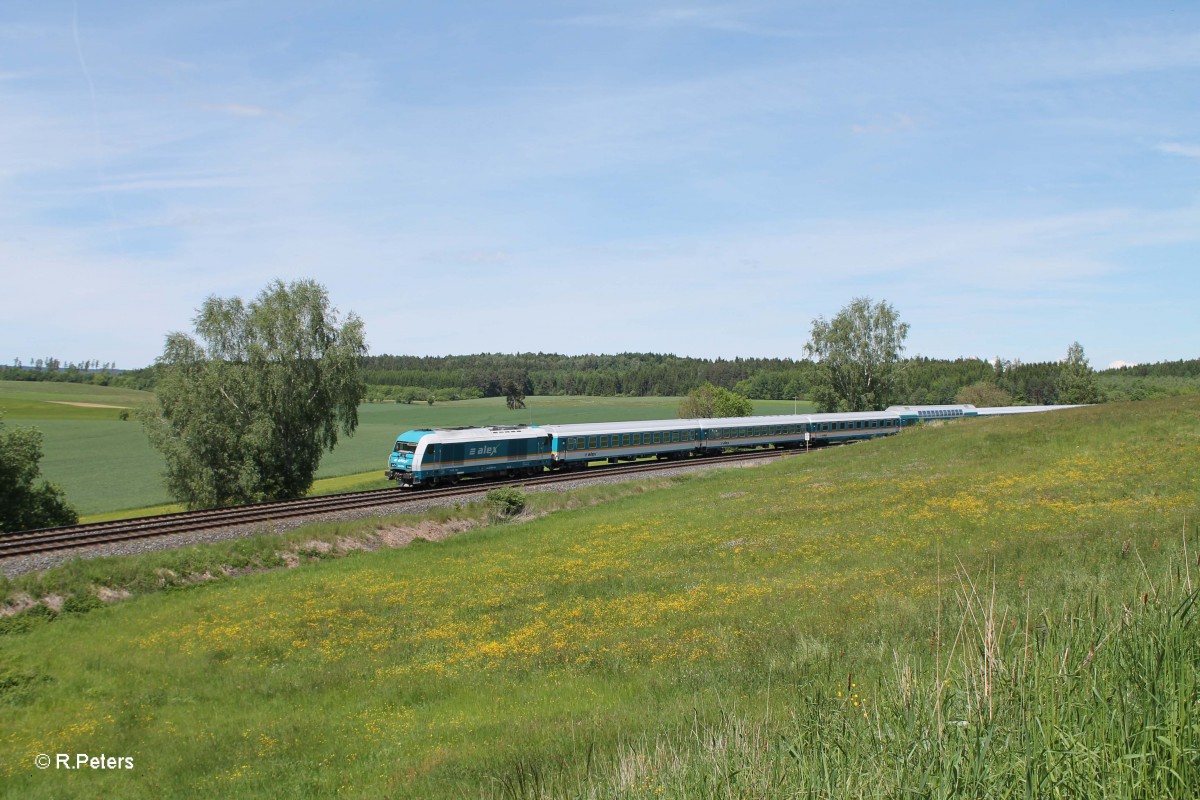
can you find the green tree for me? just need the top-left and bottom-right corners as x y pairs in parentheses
(955, 381), (1014, 407)
(1057, 341), (1103, 404)
(678, 383), (753, 418)
(141, 280), (367, 509)
(0, 417), (78, 532)
(805, 297), (910, 412)
(502, 378), (526, 410)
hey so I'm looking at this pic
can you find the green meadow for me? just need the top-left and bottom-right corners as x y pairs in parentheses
(0, 397), (1196, 797)
(0, 381), (812, 517)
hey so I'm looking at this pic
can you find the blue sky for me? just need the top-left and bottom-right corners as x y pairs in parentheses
(2, 1), (1198, 370)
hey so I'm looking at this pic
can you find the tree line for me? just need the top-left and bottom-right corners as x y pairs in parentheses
(9, 351), (1196, 408)
(355, 351), (1125, 408)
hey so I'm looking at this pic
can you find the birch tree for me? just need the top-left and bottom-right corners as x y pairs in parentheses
(142, 280), (367, 508)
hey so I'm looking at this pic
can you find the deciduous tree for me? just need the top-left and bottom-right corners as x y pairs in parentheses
(502, 378), (526, 410)
(0, 418), (77, 532)
(678, 383), (753, 418)
(955, 381), (1014, 407)
(141, 280), (367, 509)
(805, 297), (910, 412)
(1057, 341), (1103, 404)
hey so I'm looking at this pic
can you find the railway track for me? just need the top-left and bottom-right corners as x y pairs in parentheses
(0, 448), (795, 560)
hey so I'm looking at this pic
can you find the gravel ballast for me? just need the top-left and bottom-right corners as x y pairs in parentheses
(1, 456), (777, 578)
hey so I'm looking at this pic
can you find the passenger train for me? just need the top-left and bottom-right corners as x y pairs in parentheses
(384, 403), (1074, 488)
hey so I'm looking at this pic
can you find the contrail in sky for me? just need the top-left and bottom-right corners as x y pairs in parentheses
(72, 1), (124, 249)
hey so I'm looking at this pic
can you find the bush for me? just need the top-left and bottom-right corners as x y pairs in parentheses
(486, 487), (527, 520)
(61, 593), (104, 614)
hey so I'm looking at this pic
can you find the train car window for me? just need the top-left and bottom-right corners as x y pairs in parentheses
(652, 433), (660, 444)
(589, 436), (598, 448)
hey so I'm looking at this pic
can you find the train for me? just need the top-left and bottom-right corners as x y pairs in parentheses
(383, 403), (1076, 488)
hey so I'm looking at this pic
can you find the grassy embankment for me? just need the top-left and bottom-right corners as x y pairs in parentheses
(0, 380), (812, 519)
(0, 397), (1196, 798)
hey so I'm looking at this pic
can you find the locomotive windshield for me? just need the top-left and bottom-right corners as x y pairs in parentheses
(393, 441), (418, 454)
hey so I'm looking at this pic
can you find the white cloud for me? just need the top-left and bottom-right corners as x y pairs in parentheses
(1157, 142), (1200, 159)
(203, 103), (271, 118)
(851, 113), (916, 136)
(552, 6), (792, 36)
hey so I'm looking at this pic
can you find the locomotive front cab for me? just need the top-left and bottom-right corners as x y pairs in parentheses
(386, 430), (430, 486)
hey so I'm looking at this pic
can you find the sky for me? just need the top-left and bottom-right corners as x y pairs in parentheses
(2, 1), (1198, 370)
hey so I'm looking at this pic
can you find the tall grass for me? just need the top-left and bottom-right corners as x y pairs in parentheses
(500, 558), (1198, 799)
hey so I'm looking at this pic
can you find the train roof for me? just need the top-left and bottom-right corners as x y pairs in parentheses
(537, 418), (705, 436)
(694, 413), (815, 427)
(886, 404), (977, 415)
(396, 426), (547, 443)
(806, 410), (902, 423)
(973, 404), (1087, 415)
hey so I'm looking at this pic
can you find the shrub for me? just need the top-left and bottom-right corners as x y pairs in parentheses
(486, 487), (527, 520)
(61, 593), (105, 614)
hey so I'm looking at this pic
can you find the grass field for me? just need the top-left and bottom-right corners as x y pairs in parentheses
(0, 397), (1196, 797)
(0, 381), (812, 517)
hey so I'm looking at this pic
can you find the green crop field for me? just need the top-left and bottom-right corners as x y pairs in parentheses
(0, 381), (812, 517)
(1, 397), (1196, 797)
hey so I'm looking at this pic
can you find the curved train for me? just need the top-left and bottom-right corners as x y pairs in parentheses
(384, 403), (1070, 488)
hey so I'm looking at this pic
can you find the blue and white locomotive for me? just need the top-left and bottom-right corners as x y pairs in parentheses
(384, 403), (1007, 488)
(386, 425), (549, 487)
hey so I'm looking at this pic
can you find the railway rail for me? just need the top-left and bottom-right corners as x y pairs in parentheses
(0, 448), (794, 560)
